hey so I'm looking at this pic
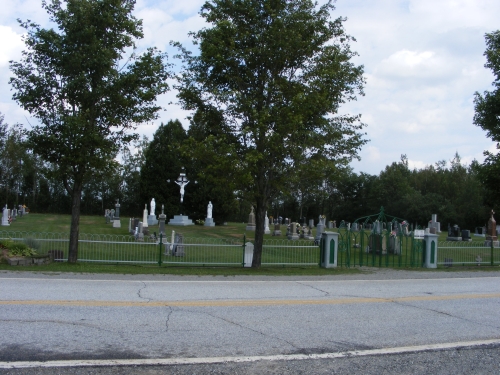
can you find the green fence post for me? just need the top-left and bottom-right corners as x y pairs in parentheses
(242, 234), (246, 267)
(491, 239), (494, 266)
(158, 233), (163, 267)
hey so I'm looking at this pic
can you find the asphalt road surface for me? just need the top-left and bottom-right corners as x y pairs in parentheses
(1, 269), (500, 374)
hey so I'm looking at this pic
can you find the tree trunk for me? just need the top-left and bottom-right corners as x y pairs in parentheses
(68, 181), (83, 263)
(252, 198), (267, 268)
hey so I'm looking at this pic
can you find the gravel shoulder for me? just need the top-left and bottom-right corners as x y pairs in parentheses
(1, 267), (499, 282)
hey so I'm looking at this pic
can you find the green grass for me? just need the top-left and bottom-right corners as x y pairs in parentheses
(6, 213), (287, 240)
(0, 213), (323, 274)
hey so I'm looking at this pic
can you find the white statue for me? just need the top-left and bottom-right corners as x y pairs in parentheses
(150, 198), (156, 216)
(175, 180), (189, 203)
(207, 201), (213, 219)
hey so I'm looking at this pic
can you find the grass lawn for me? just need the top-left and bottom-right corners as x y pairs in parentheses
(0, 213), (327, 275)
(3, 213), (254, 240)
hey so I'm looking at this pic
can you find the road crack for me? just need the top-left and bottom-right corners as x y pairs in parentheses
(0, 318), (115, 332)
(165, 305), (173, 332)
(137, 281), (152, 302)
(181, 308), (300, 350)
(390, 300), (500, 330)
(295, 281), (330, 297)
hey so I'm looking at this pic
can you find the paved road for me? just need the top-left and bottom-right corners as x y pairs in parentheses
(1, 269), (500, 373)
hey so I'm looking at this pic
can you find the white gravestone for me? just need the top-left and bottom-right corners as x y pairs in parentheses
(205, 201), (215, 227)
(142, 204), (149, 228)
(264, 212), (270, 234)
(2, 205), (10, 226)
(148, 198), (158, 226)
(207, 201), (213, 218)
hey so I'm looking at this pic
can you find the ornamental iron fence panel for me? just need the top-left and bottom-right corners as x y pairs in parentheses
(437, 241), (500, 266)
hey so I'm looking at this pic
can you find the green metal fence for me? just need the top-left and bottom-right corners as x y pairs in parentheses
(3, 230), (498, 268)
(261, 239), (319, 266)
(0, 231), (318, 266)
(438, 241), (500, 266)
(337, 228), (424, 268)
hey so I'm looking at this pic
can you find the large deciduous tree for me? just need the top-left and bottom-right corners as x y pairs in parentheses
(175, 0), (367, 267)
(474, 30), (500, 199)
(10, 0), (169, 262)
(140, 120), (188, 217)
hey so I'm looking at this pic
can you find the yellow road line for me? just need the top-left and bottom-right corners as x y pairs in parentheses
(1, 292), (500, 308)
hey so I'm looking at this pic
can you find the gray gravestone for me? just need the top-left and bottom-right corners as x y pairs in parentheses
(113, 200), (121, 228)
(173, 233), (185, 256)
(446, 223), (462, 241)
(158, 205), (167, 237)
(288, 222), (299, 240)
(314, 217), (325, 243)
(137, 222), (144, 241)
(461, 230), (471, 241)
(428, 214), (441, 233)
(245, 206), (256, 231)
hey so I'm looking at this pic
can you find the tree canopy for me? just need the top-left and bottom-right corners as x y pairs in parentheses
(175, 0), (367, 266)
(474, 30), (500, 200)
(9, 0), (170, 262)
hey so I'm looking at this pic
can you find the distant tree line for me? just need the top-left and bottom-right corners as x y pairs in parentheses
(0, 113), (493, 230)
(292, 154), (493, 231)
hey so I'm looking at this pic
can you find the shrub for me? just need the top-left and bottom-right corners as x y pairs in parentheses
(1, 240), (38, 257)
(23, 237), (41, 251)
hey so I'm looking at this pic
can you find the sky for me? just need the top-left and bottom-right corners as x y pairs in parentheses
(0, 0), (499, 175)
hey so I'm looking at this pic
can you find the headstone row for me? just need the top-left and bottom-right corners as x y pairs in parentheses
(2, 205), (27, 226)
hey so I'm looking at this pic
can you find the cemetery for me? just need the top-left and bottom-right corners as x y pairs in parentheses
(1, 200), (499, 269)
(0, 165), (499, 269)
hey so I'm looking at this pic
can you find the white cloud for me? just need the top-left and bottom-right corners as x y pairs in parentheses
(376, 50), (453, 80)
(408, 0), (499, 33)
(0, 26), (24, 67)
(0, 0), (499, 177)
(407, 159), (428, 170)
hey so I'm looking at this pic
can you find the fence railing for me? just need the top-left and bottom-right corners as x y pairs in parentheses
(2, 230), (499, 268)
(336, 228), (423, 268)
(261, 239), (319, 266)
(0, 231), (320, 266)
(437, 241), (500, 266)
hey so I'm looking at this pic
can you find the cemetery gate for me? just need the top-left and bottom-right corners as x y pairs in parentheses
(336, 208), (424, 268)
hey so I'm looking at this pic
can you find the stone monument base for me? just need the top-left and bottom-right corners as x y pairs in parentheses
(168, 215), (194, 226)
(147, 215), (158, 226)
(204, 218), (215, 227)
(272, 230), (281, 236)
(113, 218), (121, 228)
(264, 228), (271, 234)
(246, 225), (256, 231)
(446, 236), (462, 241)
